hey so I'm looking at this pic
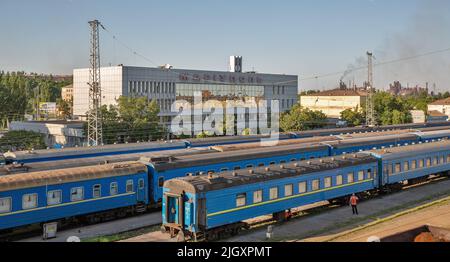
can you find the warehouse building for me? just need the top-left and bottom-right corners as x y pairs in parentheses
(300, 89), (367, 119)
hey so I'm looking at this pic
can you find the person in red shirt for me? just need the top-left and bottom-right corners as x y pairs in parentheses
(349, 193), (359, 215)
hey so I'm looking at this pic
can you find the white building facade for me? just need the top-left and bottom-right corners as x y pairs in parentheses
(73, 66), (298, 133)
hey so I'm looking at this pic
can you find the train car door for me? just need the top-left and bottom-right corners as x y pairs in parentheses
(137, 178), (146, 202)
(167, 196), (180, 224)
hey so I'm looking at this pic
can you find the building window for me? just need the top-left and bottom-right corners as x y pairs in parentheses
(358, 171), (364, 181)
(285, 184), (293, 197)
(312, 179), (320, 191)
(269, 187), (279, 200)
(47, 190), (62, 206)
(22, 193), (38, 210)
(347, 172), (354, 183)
(0, 197), (11, 214)
(253, 190), (263, 203)
(71, 187), (84, 202)
(236, 193), (246, 207)
(299, 182), (307, 193)
(324, 177), (332, 188)
(93, 185), (101, 199)
(336, 175), (343, 185)
(126, 180), (134, 193)
(110, 182), (118, 196)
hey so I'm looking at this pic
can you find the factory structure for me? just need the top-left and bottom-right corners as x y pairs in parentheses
(73, 57), (298, 135)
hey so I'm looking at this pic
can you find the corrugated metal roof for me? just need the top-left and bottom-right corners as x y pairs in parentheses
(164, 153), (377, 194)
(142, 143), (329, 171)
(0, 162), (147, 192)
(369, 140), (450, 160)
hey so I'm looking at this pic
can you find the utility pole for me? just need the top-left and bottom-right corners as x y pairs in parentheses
(365, 51), (376, 127)
(87, 20), (103, 146)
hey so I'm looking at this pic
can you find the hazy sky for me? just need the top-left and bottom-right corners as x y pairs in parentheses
(1, 0), (449, 91)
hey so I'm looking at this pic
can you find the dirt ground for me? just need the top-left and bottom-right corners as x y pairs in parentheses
(305, 198), (450, 242)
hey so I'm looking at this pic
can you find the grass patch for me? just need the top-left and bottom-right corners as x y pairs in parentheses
(82, 225), (160, 242)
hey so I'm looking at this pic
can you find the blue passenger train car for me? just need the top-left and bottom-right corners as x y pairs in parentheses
(162, 153), (379, 240)
(161, 140), (450, 241)
(0, 162), (148, 231)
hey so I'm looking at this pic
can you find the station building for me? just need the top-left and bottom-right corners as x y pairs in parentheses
(73, 64), (298, 135)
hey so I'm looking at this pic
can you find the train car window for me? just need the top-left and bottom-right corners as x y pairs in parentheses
(269, 162), (276, 165)
(411, 160), (417, 170)
(434, 156), (438, 166)
(358, 171), (364, 181)
(367, 169), (372, 179)
(404, 161), (409, 172)
(324, 177), (332, 188)
(298, 182), (307, 193)
(22, 193), (38, 210)
(220, 168), (229, 172)
(138, 178), (145, 189)
(110, 182), (118, 196)
(71, 187), (84, 202)
(246, 165), (253, 168)
(234, 166), (241, 170)
(388, 164), (393, 176)
(285, 184), (293, 196)
(426, 158), (432, 167)
(47, 190), (62, 206)
(310, 157), (315, 160)
(253, 190), (263, 203)
(269, 187), (279, 200)
(395, 163), (401, 173)
(158, 177), (164, 188)
(0, 197), (12, 214)
(236, 193), (246, 207)
(347, 172), (354, 183)
(312, 180), (320, 191)
(258, 163), (265, 167)
(300, 158), (306, 161)
(419, 159), (424, 168)
(93, 185), (101, 199)
(290, 159), (297, 162)
(447, 155), (450, 163)
(336, 175), (343, 186)
(126, 180), (134, 193)
(441, 156), (444, 164)
(280, 160), (287, 164)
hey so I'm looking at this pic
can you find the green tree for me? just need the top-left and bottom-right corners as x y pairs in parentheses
(57, 98), (72, 119)
(280, 104), (328, 132)
(0, 130), (46, 152)
(85, 96), (165, 145)
(340, 107), (365, 127)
